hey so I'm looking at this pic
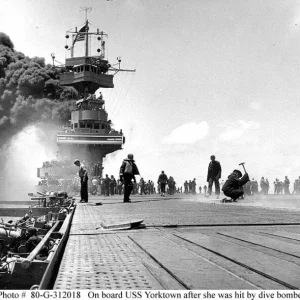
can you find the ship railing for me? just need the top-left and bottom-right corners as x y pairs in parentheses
(73, 103), (104, 111)
(57, 129), (123, 135)
(21, 221), (60, 270)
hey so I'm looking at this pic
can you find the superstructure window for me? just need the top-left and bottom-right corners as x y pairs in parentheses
(86, 121), (93, 129)
(85, 65), (90, 71)
(94, 122), (100, 129)
(79, 122), (85, 128)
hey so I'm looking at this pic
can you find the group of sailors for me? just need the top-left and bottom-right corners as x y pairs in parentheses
(42, 160), (68, 168)
(75, 92), (104, 111)
(90, 176), (164, 196)
(183, 179), (198, 194)
(88, 165), (180, 197)
(42, 156), (300, 201)
(238, 176), (300, 196)
(39, 174), (300, 199)
(38, 175), (81, 193)
(39, 174), (300, 198)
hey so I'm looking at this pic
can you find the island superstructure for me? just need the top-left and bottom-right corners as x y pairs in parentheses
(38, 16), (134, 182)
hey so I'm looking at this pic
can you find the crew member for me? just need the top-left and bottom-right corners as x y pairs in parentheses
(184, 180), (189, 194)
(119, 154), (140, 203)
(91, 177), (99, 195)
(139, 178), (146, 195)
(260, 177), (266, 194)
(188, 180), (192, 193)
(110, 175), (117, 195)
(25, 227), (39, 250)
(103, 174), (111, 196)
(158, 171), (168, 197)
(191, 178), (196, 194)
(74, 159), (88, 203)
(207, 155), (222, 199)
(221, 169), (249, 202)
(284, 176), (290, 194)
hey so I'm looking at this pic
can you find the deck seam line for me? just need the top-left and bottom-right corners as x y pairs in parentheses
(175, 233), (298, 290)
(149, 223), (300, 228)
(217, 232), (300, 260)
(260, 231), (300, 241)
(128, 235), (189, 290)
(115, 234), (183, 290)
(158, 230), (261, 290)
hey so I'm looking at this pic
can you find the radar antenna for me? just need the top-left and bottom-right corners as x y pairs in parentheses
(80, 7), (92, 21)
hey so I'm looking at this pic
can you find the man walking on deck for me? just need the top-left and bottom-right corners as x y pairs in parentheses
(120, 154), (140, 203)
(260, 177), (266, 194)
(191, 178), (196, 194)
(184, 180), (189, 194)
(207, 155), (222, 199)
(158, 171), (168, 197)
(110, 175), (117, 195)
(91, 177), (99, 195)
(284, 176), (290, 195)
(199, 186), (202, 194)
(103, 174), (111, 196)
(74, 159), (88, 203)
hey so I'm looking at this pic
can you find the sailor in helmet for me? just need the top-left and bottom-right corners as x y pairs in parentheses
(221, 169), (249, 202)
(119, 154), (140, 203)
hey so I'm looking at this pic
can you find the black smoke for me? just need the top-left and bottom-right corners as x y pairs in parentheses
(0, 32), (78, 144)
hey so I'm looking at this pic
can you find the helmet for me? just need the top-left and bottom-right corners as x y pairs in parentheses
(74, 159), (80, 164)
(233, 169), (242, 177)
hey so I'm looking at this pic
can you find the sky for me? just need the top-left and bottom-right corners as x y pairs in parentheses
(1, 0), (300, 189)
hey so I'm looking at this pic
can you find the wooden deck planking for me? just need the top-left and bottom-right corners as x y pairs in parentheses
(129, 234), (256, 290)
(177, 232), (300, 289)
(261, 231), (300, 241)
(217, 231), (300, 258)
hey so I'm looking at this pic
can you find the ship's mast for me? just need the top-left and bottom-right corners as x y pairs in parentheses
(80, 7), (92, 57)
(85, 19), (89, 57)
(63, 6), (136, 74)
(81, 6), (92, 21)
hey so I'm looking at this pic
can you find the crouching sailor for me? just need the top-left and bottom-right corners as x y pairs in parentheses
(221, 169), (249, 202)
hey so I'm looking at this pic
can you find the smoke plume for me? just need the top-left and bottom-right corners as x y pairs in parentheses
(0, 32), (77, 145)
(0, 124), (58, 201)
(0, 33), (77, 200)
